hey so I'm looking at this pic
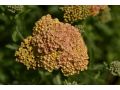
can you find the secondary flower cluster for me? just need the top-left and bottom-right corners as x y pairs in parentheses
(97, 6), (111, 23)
(109, 61), (120, 76)
(15, 36), (37, 70)
(7, 5), (24, 13)
(15, 14), (89, 76)
(60, 5), (109, 23)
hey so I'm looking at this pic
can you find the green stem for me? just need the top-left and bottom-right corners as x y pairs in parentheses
(84, 31), (94, 66)
(15, 14), (24, 40)
(15, 26), (24, 40)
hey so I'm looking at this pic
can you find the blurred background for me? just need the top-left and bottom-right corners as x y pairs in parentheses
(0, 5), (120, 85)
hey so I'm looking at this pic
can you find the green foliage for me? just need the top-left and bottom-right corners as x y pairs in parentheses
(0, 5), (120, 85)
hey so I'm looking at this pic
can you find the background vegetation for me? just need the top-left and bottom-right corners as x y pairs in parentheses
(0, 5), (120, 85)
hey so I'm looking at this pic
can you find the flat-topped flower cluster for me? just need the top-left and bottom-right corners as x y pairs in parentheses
(60, 5), (109, 23)
(15, 14), (89, 76)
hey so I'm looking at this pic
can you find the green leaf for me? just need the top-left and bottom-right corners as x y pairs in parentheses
(12, 30), (18, 42)
(5, 44), (19, 50)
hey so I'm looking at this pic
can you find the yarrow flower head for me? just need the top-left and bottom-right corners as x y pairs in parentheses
(6, 5), (24, 13)
(15, 36), (37, 70)
(97, 6), (111, 23)
(60, 5), (108, 23)
(15, 14), (89, 76)
(109, 61), (120, 76)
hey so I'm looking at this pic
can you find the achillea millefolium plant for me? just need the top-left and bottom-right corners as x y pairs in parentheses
(109, 61), (120, 76)
(6, 5), (24, 13)
(15, 14), (89, 76)
(60, 5), (108, 23)
(0, 5), (120, 84)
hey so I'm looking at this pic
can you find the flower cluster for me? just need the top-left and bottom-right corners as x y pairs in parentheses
(97, 6), (111, 23)
(15, 36), (37, 70)
(15, 14), (89, 76)
(109, 61), (120, 76)
(6, 5), (24, 13)
(60, 5), (108, 23)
